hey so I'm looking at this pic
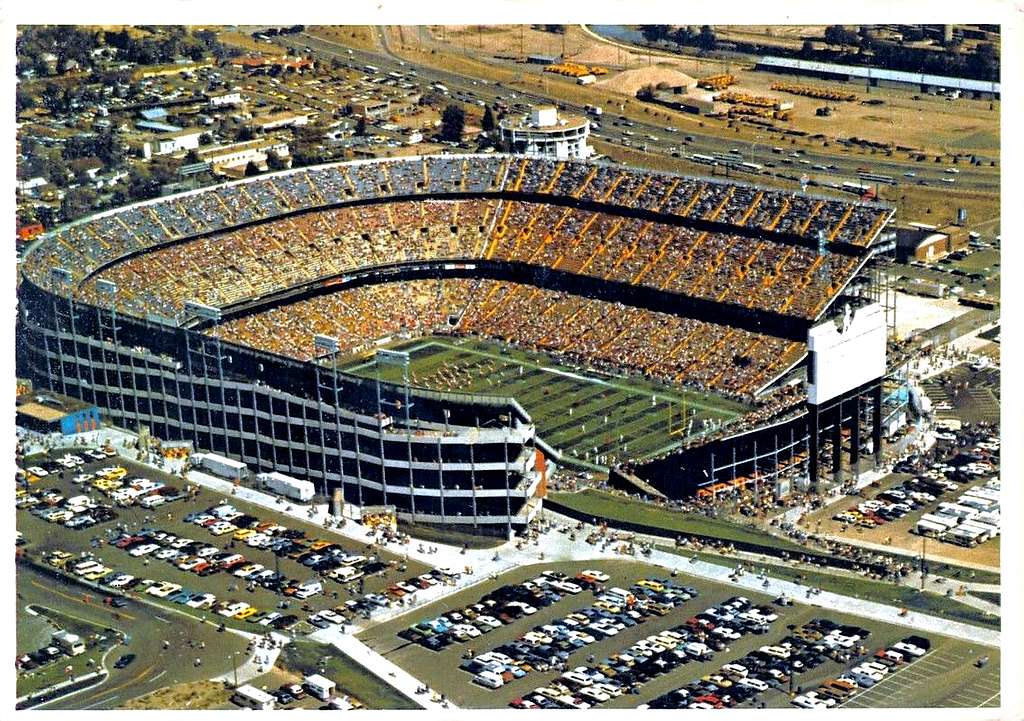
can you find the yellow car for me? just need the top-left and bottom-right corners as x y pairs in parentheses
(84, 568), (111, 581)
(594, 600), (622, 614)
(235, 607), (260, 621)
(16, 488), (26, 498)
(210, 524), (237, 536)
(309, 540), (332, 551)
(233, 529), (255, 541)
(47, 551), (73, 568)
(636, 580), (665, 592)
(101, 468), (128, 481)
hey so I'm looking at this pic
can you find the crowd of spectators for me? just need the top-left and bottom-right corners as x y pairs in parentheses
(211, 278), (805, 401)
(24, 155), (890, 299)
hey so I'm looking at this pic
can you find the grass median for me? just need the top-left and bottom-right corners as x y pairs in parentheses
(279, 640), (420, 710)
(548, 489), (807, 553)
(658, 545), (999, 631)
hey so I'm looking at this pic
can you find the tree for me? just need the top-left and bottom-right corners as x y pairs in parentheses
(440, 104), (465, 143)
(481, 105), (495, 133)
(355, 116), (367, 136)
(636, 84), (657, 101)
(60, 185), (98, 221)
(640, 25), (672, 43)
(696, 25), (717, 51)
(801, 40), (816, 57)
(824, 25), (860, 47)
(267, 151), (289, 171)
(244, 161), (261, 177)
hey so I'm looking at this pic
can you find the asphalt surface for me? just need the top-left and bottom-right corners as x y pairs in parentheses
(17, 563), (247, 710)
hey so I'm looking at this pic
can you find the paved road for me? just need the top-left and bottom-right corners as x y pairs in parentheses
(304, 26), (999, 194)
(16, 563), (249, 710)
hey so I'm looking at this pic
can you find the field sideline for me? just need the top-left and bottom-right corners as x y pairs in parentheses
(340, 335), (748, 468)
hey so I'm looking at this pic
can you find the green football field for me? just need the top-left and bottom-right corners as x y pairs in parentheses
(338, 335), (749, 468)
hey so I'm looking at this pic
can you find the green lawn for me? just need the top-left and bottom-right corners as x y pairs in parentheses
(339, 335), (748, 468)
(17, 606), (115, 698)
(549, 489), (807, 553)
(279, 640), (420, 710)
(969, 590), (1000, 606)
(658, 546), (999, 631)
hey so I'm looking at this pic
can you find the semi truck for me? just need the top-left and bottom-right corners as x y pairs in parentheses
(195, 452), (248, 482)
(258, 471), (315, 502)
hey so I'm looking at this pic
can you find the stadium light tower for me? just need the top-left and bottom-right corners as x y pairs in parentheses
(375, 349), (415, 517)
(313, 334), (343, 503)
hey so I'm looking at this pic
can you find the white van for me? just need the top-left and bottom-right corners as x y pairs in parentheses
(139, 494), (166, 509)
(294, 580), (323, 599)
(474, 670), (504, 689)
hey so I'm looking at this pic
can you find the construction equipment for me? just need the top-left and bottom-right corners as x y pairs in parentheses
(544, 62), (608, 78)
(714, 90), (790, 110)
(698, 74), (735, 91)
(771, 81), (858, 102)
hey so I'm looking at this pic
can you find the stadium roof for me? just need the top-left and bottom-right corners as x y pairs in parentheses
(758, 55), (1000, 94)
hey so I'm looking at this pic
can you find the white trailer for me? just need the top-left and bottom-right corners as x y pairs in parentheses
(196, 453), (247, 482)
(937, 503), (979, 521)
(257, 471), (315, 502)
(915, 519), (949, 536)
(959, 520), (999, 539)
(919, 513), (959, 529)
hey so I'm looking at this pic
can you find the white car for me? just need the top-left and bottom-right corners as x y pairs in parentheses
(129, 543), (161, 557)
(476, 615), (502, 629)
(474, 670), (504, 689)
(582, 569), (610, 582)
(258, 612), (282, 626)
(72, 474), (94, 484)
(577, 686), (609, 703)
(792, 695), (828, 709)
(27, 466), (49, 477)
(507, 601), (537, 615)
(217, 601), (250, 617)
(319, 609), (345, 625)
(186, 593), (217, 609)
(108, 574), (135, 588)
(892, 641), (926, 657)
(155, 548), (181, 560)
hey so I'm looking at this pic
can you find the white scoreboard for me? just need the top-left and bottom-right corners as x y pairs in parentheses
(806, 303), (886, 405)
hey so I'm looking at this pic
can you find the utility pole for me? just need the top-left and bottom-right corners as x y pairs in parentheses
(920, 535), (926, 591)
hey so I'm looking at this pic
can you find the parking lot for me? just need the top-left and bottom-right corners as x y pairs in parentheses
(16, 562), (247, 710)
(17, 446), (435, 638)
(357, 558), (997, 709)
(840, 642), (999, 708)
(804, 421), (1000, 569)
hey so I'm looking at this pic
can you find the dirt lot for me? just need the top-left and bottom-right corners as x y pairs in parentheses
(400, 24), (1000, 158)
(309, 25), (379, 53)
(358, 558), (997, 709)
(120, 680), (230, 710)
(594, 65), (696, 96)
(801, 473), (1000, 570)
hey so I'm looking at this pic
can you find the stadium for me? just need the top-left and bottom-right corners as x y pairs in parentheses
(17, 154), (898, 537)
